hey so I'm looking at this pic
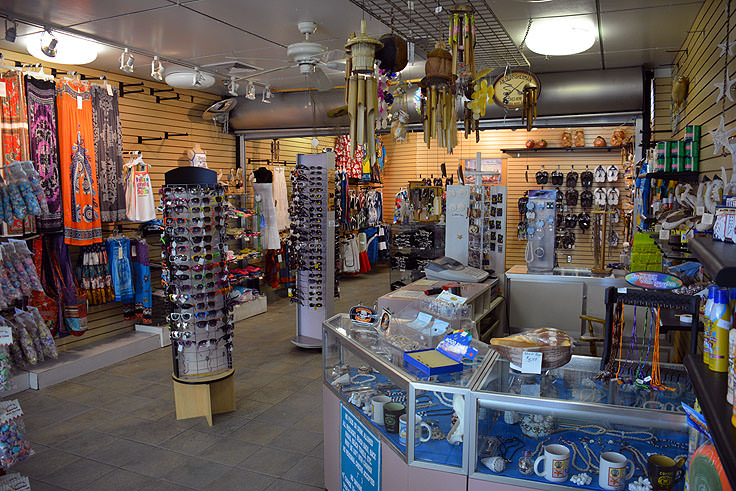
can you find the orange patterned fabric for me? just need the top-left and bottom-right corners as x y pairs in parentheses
(56, 79), (102, 245)
(0, 71), (29, 165)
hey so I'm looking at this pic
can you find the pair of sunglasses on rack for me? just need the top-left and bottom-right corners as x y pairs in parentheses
(170, 318), (232, 330)
(164, 216), (225, 226)
(167, 262), (225, 272)
(163, 196), (223, 206)
(166, 243), (225, 254)
(161, 184), (223, 195)
(167, 235), (217, 244)
(165, 225), (225, 235)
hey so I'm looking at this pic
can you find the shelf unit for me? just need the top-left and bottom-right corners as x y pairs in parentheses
(501, 146), (622, 156)
(684, 355), (736, 487)
(688, 235), (736, 286)
(643, 171), (700, 181)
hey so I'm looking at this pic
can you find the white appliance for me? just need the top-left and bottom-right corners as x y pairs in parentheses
(424, 256), (490, 283)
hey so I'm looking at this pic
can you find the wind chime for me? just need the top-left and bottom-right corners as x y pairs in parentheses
(448, 4), (476, 77)
(521, 85), (538, 131)
(421, 42), (458, 153)
(345, 19), (382, 164)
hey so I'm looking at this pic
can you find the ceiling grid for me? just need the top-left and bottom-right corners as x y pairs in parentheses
(347, 0), (529, 68)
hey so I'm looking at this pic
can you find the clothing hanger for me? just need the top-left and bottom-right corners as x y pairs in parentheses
(23, 63), (54, 82)
(0, 54), (21, 73)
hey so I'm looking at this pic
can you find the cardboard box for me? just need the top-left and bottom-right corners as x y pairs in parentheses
(714, 207), (736, 242)
(685, 140), (700, 171)
(671, 141), (686, 172)
(685, 125), (701, 142)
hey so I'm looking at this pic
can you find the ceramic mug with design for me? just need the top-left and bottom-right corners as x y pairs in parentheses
(383, 402), (405, 434)
(370, 395), (391, 425)
(647, 454), (685, 490)
(534, 444), (570, 483)
(599, 451), (635, 490)
(398, 414), (431, 446)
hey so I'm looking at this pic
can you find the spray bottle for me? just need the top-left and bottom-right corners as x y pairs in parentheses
(703, 286), (718, 366)
(710, 288), (731, 373)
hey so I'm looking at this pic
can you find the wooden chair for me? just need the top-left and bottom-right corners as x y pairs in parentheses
(579, 314), (606, 357)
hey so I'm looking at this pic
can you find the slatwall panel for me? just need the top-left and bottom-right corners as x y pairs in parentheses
(0, 48), (237, 350)
(654, 77), (672, 135)
(671, 0), (736, 176)
(383, 128), (630, 271)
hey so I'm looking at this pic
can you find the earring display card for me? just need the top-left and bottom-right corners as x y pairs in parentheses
(160, 183), (233, 379)
(466, 178), (506, 275)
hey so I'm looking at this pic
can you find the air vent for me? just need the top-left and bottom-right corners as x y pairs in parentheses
(202, 61), (262, 75)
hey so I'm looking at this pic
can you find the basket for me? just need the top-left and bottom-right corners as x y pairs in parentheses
(491, 343), (572, 371)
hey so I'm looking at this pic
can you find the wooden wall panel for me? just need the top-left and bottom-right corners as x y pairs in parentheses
(0, 49), (237, 350)
(654, 77), (672, 135)
(671, 0), (736, 176)
(383, 127), (631, 271)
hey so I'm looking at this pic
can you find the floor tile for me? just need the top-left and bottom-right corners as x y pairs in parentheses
(208, 468), (274, 491)
(232, 421), (287, 445)
(238, 447), (302, 477)
(282, 455), (324, 488)
(87, 438), (158, 467)
(197, 436), (261, 466)
(122, 447), (191, 478)
(51, 429), (119, 458)
(27, 479), (67, 491)
(163, 456), (233, 490)
(266, 429), (322, 454)
(12, 448), (79, 480)
(79, 468), (154, 491)
(264, 479), (323, 491)
(138, 480), (197, 491)
(42, 457), (116, 489)
(161, 428), (221, 455)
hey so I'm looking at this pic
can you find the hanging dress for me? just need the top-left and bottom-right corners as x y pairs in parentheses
(25, 77), (62, 232)
(0, 71), (33, 235)
(56, 79), (102, 245)
(272, 166), (289, 231)
(91, 85), (126, 222)
(132, 239), (152, 324)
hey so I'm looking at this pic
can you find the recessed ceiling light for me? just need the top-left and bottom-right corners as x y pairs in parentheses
(525, 17), (596, 56)
(26, 29), (98, 64)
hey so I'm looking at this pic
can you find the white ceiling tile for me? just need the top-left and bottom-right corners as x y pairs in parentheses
(0, 0), (173, 27)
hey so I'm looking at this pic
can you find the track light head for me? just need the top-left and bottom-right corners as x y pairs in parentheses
(40, 29), (57, 58)
(5, 19), (17, 43)
(151, 56), (164, 81)
(246, 80), (256, 100)
(120, 48), (134, 73)
(193, 68), (205, 87)
(262, 85), (272, 103)
(226, 76), (239, 97)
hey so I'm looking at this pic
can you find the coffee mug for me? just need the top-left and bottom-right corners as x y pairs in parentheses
(599, 451), (635, 490)
(534, 444), (570, 483)
(398, 414), (431, 446)
(383, 402), (405, 434)
(647, 454), (685, 490)
(371, 395), (391, 425)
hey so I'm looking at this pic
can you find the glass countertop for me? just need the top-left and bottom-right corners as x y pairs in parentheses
(325, 313), (492, 389)
(477, 355), (694, 414)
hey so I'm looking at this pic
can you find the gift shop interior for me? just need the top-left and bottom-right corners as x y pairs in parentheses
(0, 0), (735, 490)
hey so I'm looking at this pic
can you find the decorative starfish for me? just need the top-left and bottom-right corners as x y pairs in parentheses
(713, 70), (736, 102)
(717, 39), (736, 57)
(709, 115), (736, 155)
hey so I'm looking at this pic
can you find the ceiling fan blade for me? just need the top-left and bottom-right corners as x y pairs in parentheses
(309, 67), (333, 92)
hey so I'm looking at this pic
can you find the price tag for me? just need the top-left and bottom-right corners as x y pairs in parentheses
(0, 81), (6, 98)
(659, 229), (670, 240)
(118, 248), (123, 260)
(77, 95), (83, 110)
(106, 82), (113, 96)
(277, 254), (283, 263)
(702, 213), (714, 226)
(652, 202), (661, 213)
(696, 206), (705, 216)
(521, 351), (543, 374)
(617, 287), (628, 294)
(0, 326), (12, 346)
(654, 224), (662, 232)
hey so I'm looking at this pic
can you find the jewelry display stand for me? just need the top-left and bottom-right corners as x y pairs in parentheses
(289, 152), (335, 348)
(162, 167), (235, 425)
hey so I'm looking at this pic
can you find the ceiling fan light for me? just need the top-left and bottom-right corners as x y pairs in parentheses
(525, 17), (596, 56)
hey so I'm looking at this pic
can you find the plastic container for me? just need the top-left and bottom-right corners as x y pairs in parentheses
(710, 289), (731, 373)
(704, 286), (718, 366)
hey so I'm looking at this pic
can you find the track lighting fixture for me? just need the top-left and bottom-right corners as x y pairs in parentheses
(262, 85), (272, 103)
(246, 80), (256, 100)
(120, 48), (134, 73)
(226, 76), (239, 97)
(4, 19), (17, 43)
(151, 56), (164, 81)
(40, 29), (57, 58)
(193, 68), (205, 87)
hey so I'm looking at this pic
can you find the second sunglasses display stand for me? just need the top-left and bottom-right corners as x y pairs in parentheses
(162, 167), (235, 425)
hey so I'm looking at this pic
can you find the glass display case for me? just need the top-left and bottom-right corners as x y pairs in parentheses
(323, 313), (494, 474)
(469, 355), (692, 490)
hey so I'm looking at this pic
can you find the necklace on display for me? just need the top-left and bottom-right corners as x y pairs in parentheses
(436, 391), (454, 408)
(350, 374), (376, 385)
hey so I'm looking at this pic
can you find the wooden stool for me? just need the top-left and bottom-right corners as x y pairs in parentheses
(172, 368), (235, 426)
(579, 315), (605, 357)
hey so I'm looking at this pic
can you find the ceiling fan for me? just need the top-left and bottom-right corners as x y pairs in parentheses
(237, 21), (341, 92)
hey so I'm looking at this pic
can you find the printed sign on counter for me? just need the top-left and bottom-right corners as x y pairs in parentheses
(625, 271), (682, 290)
(341, 403), (381, 491)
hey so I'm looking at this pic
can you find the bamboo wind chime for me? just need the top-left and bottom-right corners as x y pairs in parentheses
(422, 42), (458, 154)
(345, 20), (382, 164)
(448, 4), (476, 77)
(521, 85), (538, 131)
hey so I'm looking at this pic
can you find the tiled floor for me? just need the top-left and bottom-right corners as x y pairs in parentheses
(13, 264), (391, 490)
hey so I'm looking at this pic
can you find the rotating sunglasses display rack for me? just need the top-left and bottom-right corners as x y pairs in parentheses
(161, 179), (233, 379)
(288, 152), (335, 348)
